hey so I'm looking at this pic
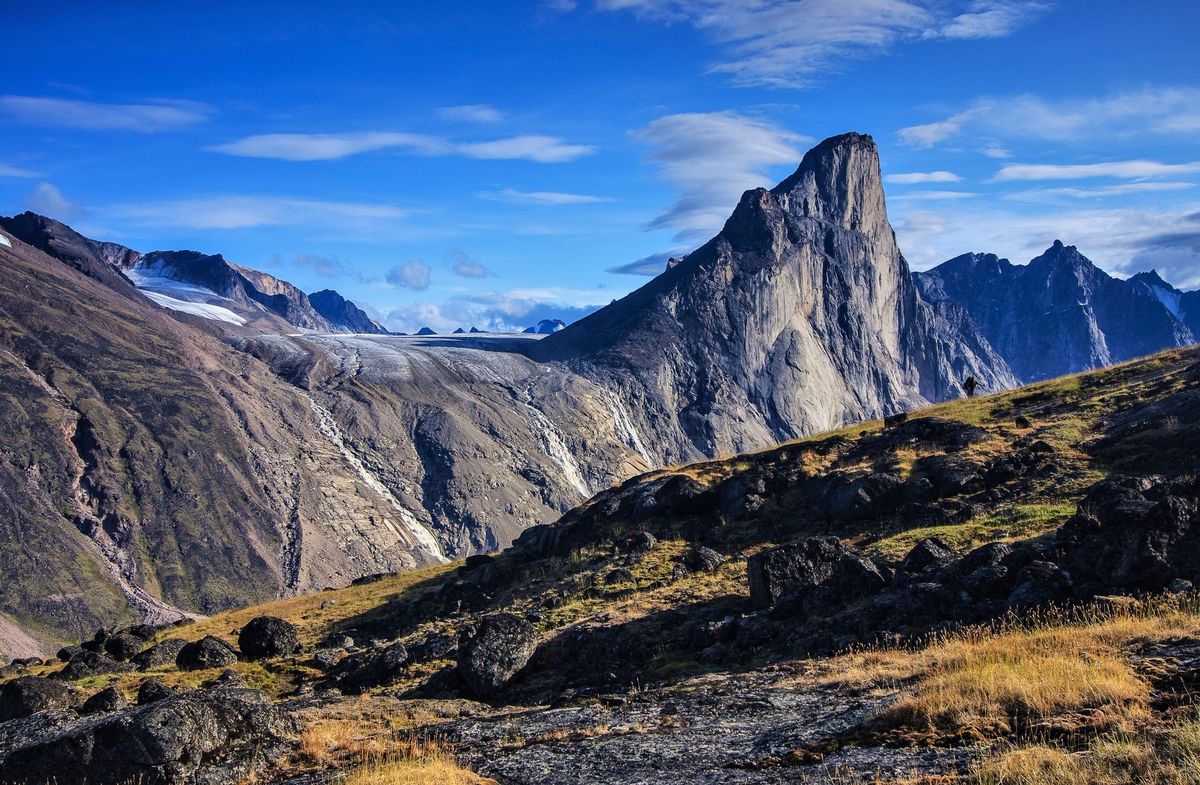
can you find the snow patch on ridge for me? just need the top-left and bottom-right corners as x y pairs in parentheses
(1148, 282), (1184, 319)
(140, 290), (248, 325)
(126, 267), (249, 325)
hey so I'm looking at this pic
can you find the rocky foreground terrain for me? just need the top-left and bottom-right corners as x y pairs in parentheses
(1, 346), (1197, 784)
(1, 130), (1198, 663)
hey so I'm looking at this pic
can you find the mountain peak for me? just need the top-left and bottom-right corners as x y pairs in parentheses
(767, 131), (885, 235)
(1130, 269), (1173, 290)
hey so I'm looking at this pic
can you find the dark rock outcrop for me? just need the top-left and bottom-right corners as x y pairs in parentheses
(0, 678), (79, 722)
(308, 289), (388, 334)
(330, 642), (410, 694)
(56, 652), (135, 680)
(133, 638), (187, 671)
(103, 632), (149, 661)
(0, 687), (296, 785)
(457, 614), (537, 698)
(747, 537), (886, 614)
(80, 686), (127, 715)
(176, 637), (238, 671)
(1056, 475), (1200, 594)
(136, 679), (177, 706)
(237, 616), (300, 660)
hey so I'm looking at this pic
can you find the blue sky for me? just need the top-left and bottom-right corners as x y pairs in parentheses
(2, 1), (1198, 332)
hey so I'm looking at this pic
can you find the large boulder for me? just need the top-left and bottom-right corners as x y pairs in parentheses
(136, 679), (178, 706)
(80, 686), (127, 715)
(176, 637), (238, 671)
(237, 617), (300, 660)
(104, 632), (149, 662)
(330, 642), (410, 694)
(0, 677), (79, 721)
(747, 536), (886, 613)
(0, 687), (296, 785)
(55, 651), (135, 680)
(896, 537), (955, 578)
(132, 638), (187, 671)
(457, 614), (537, 698)
(1057, 476), (1200, 593)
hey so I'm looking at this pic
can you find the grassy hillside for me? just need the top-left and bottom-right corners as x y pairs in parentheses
(4, 345), (1198, 783)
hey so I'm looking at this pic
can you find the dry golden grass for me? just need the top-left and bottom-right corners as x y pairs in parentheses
(340, 738), (496, 785)
(177, 561), (459, 650)
(820, 599), (1200, 741)
(971, 718), (1200, 785)
(299, 719), (394, 764)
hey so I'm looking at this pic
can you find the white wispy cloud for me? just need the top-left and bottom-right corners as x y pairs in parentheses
(886, 170), (963, 184)
(930, 0), (1050, 40)
(438, 104), (504, 123)
(633, 111), (805, 241)
(994, 160), (1200, 181)
(890, 190), (979, 201)
(450, 249), (493, 278)
(606, 248), (690, 275)
(0, 163), (39, 178)
(108, 195), (410, 229)
(477, 188), (611, 204)
(208, 132), (449, 161)
(457, 135), (596, 163)
(899, 86), (1200, 148)
(1004, 182), (1197, 201)
(209, 132), (595, 163)
(0, 95), (210, 132)
(584, 1), (1046, 88)
(28, 183), (84, 220)
(891, 198), (1200, 288)
(386, 260), (432, 290)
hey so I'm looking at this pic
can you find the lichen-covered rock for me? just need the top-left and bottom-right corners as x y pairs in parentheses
(685, 546), (726, 573)
(132, 638), (186, 671)
(0, 687), (297, 785)
(1057, 476), (1200, 592)
(136, 679), (177, 706)
(0, 678), (79, 722)
(103, 632), (149, 662)
(331, 642), (409, 694)
(55, 651), (135, 680)
(176, 637), (238, 671)
(457, 614), (537, 698)
(747, 536), (885, 613)
(237, 617), (300, 660)
(80, 687), (127, 715)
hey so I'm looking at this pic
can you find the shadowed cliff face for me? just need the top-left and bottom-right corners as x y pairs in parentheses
(916, 242), (1199, 383)
(532, 133), (1016, 460)
(0, 230), (446, 655)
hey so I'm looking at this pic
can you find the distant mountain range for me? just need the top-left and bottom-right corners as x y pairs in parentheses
(0, 131), (1195, 655)
(0, 212), (387, 335)
(915, 242), (1199, 382)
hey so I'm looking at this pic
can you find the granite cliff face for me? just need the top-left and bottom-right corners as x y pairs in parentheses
(915, 243), (1199, 382)
(532, 133), (1016, 459)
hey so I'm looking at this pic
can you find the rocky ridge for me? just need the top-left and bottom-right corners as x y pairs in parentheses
(915, 242), (1199, 382)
